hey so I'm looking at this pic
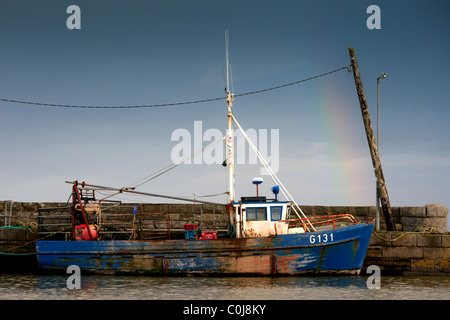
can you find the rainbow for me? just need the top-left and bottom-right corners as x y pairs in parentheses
(311, 79), (374, 206)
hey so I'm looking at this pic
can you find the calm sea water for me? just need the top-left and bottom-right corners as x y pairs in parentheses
(0, 273), (448, 300)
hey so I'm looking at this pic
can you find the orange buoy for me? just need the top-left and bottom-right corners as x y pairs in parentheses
(82, 225), (98, 240)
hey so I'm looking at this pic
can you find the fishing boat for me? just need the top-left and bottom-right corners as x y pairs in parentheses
(35, 31), (374, 276)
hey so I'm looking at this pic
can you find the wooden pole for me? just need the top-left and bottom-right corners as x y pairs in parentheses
(348, 47), (396, 231)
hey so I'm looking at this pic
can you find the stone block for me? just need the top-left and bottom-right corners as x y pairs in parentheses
(15, 211), (34, 225)
(338, 206), (368, 217)
(359, 206), (374, 217)
(390, 233), (417, 247)
(366, 246), (383, 258)
(142, 204), (164, 213)
(169, 204), (187, 214)
(171, 221), (187, 230)
(190, 213), (204, 223)
(411, 258), (435, 273)
(141, 213), (169, 221)
(202, 204), (226, 215)
(434, 259), (450, 273)
(215, 206), (226, 214)
(122, 205), (139, 214)
(167, 213), (179, 221)
(22, 202), (37, 212)
(102, 205), (120, 214)
(423, 247), (449, 259)
(401, 206), (425, 217)
(390, 207), (401, 218)
(417, 234), (442, 247)
(36, 202), (46, 209)
(191, 206), (204, 215)
(42, 202), (68, 209)
(197, 213), (213, 222)
(425, 204), (449, 217)
(442, 235), (450, 248)
(400, 216), (423, 231)
(152, 221), (169, 229)
(302, 206), (330, 216)
(365, 258), (411, 274)
(422, 217), (447, 233)
(369, 233), (391, 246)
(383, 246), (423, 259)
(11, 202), (23, 213)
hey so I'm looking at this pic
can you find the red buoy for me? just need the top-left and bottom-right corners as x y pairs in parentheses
(82, 225), (98, 240)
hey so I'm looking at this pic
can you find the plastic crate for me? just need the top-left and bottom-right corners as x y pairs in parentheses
(184, 230), (197, 239)
(199, 231), (217, 240)
(184, 223), (198, 230)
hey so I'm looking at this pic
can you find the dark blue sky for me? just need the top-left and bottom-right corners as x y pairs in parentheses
(0, 1), (449, 225)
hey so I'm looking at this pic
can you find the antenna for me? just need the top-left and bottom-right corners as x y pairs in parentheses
(225, 28), (235, 203)
(225, 28), (231, 93)
(230, 64), (234, 95)
(222, 67), (227, 92)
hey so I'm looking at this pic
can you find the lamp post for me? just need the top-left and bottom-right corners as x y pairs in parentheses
(376, 72), (387, 231)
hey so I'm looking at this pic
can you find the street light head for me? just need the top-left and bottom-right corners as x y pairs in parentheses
(380, 73), (387, 79)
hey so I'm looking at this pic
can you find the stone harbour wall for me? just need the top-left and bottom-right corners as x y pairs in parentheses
(0, 201), (448, 233)
(363, 232), (449, 275)
(0, 201), (229, 231)
(300, 204), (448, 233)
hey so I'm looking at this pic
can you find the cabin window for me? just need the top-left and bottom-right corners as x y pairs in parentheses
(246, 207), (267, 221)
(271, 206), (283, 221)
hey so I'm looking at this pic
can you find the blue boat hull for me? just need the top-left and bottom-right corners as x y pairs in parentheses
(36, 222), (374, 275)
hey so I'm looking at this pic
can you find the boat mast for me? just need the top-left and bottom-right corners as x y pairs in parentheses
(225, 28), (235, 203)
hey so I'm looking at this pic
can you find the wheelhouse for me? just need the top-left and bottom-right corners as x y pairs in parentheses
(232, 196), (303, 238)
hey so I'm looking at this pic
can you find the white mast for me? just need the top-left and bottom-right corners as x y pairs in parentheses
(225, 28), (235, 203)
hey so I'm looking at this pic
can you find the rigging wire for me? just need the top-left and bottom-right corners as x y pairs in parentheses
(93, 135), (229, 203)
(0, 96), (225, 109)
(234, 65), (351, 98)
(0, 65), (351, 109)
(231, 114), (315, 232)
(126, 135), (226, 189)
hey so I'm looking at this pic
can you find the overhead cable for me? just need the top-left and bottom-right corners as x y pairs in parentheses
(0, 65), (351, 109)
